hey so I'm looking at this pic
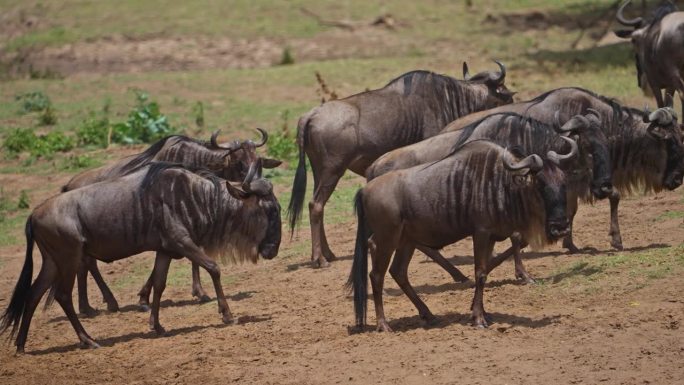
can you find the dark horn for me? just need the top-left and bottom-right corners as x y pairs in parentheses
(616, 0), (643, 27)
(649, 108), (673, 125)
(503, 150), (543, 172)
(555, 114), (589, 133)
(491, 59), (506, 83)
(254, 127), (268, 147)
(242, 159), (259, 192)
(547, 136), (578, 166)
(463, 62), (471, 80)
(210, 130), (221, 148)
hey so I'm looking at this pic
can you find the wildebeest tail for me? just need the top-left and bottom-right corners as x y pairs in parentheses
(286, 114), (310, 234)
(0, 216), (34, 338)
(346, 189), (368, 328)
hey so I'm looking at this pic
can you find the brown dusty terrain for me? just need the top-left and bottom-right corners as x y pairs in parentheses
(0, 168), (683, 384)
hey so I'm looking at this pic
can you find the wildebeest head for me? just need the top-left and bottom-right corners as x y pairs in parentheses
(504, 137), (578, 240)
(615, 0), (679, 90)
(225, 158), (282, 259)
(462, 60), (515, 106)
(642, 104), (684, 190)
(209, 128), (282, 181)
(554, 110), (613, 199)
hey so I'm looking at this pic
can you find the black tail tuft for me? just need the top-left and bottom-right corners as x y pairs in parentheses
(346, 190), (369, 328)
(286, 116), (310, 235)
(0, 216), (34, 339)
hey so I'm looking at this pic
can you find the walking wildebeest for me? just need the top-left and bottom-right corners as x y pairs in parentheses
(349, 139), (576, 331)
(367, 111), (610, 283)
(615, 0), (684, 117)
(428, 87), (684, 251)
(287, 61), (515, 267)
(62, 129), (281, 316)
(0, 161), (281, 353)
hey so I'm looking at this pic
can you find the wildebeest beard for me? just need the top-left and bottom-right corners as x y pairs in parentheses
(140, 163), (268, 265)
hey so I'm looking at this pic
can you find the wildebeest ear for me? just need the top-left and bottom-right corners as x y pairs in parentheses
(261, 158), (282, 168)
(462, 62), (471, 80)
(225, 181), (249, 199)
(614, 29), (633, 38)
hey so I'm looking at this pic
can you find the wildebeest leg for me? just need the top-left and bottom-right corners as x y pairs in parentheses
(86, 257), (119, 312)
(190, 262), (211, 302)
(509, 233), (534, 284)
(416, 245), (469, 282)
(53, 262), (100, 349)
(138, 269), (153, 311)
(562, 198), (581, 253)
(308, 165), (344, 267)
(390, 243), (436, 325)
(368, 236), (394, 332)
(15, 259), (57, 354)
(149, 252), (171, 335)
(608, 189), (623, 250)
(471, 232), (494, 328)
(77, 260), (97, 317)
(180, 246), (234, 324)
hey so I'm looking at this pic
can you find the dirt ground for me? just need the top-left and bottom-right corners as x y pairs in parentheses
(0, 170), (682, 384)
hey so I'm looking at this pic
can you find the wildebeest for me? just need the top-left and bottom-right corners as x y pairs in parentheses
(0, 161), (281, 353)
(288, 61), (515, 267)
(349, 139), (576, 331)
(434, 87), (684, 251)
(62, 129), (281, 316)
(615, 0), (684, 117)
(367, 111), (610, 283)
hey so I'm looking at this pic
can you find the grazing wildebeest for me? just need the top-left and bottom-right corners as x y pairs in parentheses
(0, 161), (281, 353)
(615, 0), (684, 117)
(288, 61), (515, 267)
(63, 129), (281, 316)
(433, 87), (684, 251)
(349, 139), (576, 331)
(367, 111), (610, 283)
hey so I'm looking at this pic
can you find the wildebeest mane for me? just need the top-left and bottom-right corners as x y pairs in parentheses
(138, 162), (263, 265)
(384, 70), (489, 122)
(120, 135), (213, 175)
(438, 142), (551, 249)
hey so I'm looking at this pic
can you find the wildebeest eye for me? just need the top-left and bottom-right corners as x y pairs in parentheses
(512, 174), (528, 186)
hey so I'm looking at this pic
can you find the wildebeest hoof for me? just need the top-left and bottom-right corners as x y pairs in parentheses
(222, 314), (237, 325)
(472, 314), (490, 328)
(323, 251), (337, 262)
(106, 301), (120, 312)
(139, 303), (151, 312)
(376, 320), (393, 332)
(79, 339), (101, 349)
(611, 240), (624, 250)
(515, 272), (536, 285)
(312, 258), (330, 268)
(422, 314), (439, 327)
(197, 294), (211, 303)
(564, 243), (580, 254)
(79, 306), (98, 318)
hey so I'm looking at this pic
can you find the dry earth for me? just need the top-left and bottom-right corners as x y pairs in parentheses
(0, 169), (682, 384)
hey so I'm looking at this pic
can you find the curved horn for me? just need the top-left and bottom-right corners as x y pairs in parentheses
(586, 108), (601, 121)
(642, 105), (652, 123)
(254, 127), (268, 147)
(547, 136), (579, 166)
(616, 0), (643, 27)
(503, 150), (543, 172)
(209, 130), (242, 152)
(462, 62), (471, 80)
(490, 59), (506, 84)
(648, 108), (674, 125)
(241, 158), (261, 192)
(554, 114), (589, 133)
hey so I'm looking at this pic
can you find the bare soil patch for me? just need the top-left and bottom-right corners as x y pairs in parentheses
(0, 167), (682, 384)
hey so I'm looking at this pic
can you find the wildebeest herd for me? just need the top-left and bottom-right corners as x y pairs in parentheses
(1, 0), (683, 353)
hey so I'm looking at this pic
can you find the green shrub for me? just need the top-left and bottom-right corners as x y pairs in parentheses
(2, 128), (73, 158)
(279, 47), (295, 65)
(17, 190), (29, 209)
(38, 105), (58, 125)
(267, 110), (298, 163)
(76, 113), (110, 148)
(15, 91), (51, 114)
(111, 90), (176, 144)
(59, 154), (98, 170)
(3, 128), (37, 156)
(192, 101), (205, 128)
